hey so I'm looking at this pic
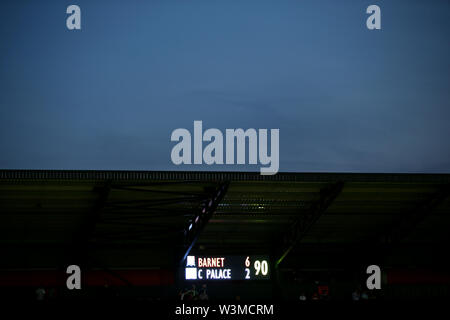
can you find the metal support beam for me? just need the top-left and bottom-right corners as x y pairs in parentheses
(180, 181), (230, 264)
(71, 182), (111, 265)
(360, 185), (450, 267)
(276, 181), (344, 267)
(382, 185), (450, 244)
(111, 185), (209, 197)
(95, 182), (214, 242)
(106, 196), (208, 209)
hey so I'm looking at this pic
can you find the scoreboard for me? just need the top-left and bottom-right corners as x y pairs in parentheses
(184, 255), (270, 281)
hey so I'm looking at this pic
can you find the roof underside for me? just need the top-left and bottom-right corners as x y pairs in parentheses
(1, 170), (449, 270)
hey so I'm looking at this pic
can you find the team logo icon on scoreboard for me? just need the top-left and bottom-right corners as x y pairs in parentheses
(185, 256), (198, 280)
(184, 255), (270, 281)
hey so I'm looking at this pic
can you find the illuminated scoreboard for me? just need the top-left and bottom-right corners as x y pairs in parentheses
(184, 255), (270, 281)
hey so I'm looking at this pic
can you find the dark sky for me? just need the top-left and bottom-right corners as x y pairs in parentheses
(0, 0), (449, 173)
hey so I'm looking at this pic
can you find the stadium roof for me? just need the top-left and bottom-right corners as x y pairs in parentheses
(1, 170), (449, 270)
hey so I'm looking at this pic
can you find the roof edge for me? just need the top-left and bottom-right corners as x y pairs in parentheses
(1, 170), (450, 183)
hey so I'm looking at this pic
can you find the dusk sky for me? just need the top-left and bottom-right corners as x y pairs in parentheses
(1, 0), (449, 173)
